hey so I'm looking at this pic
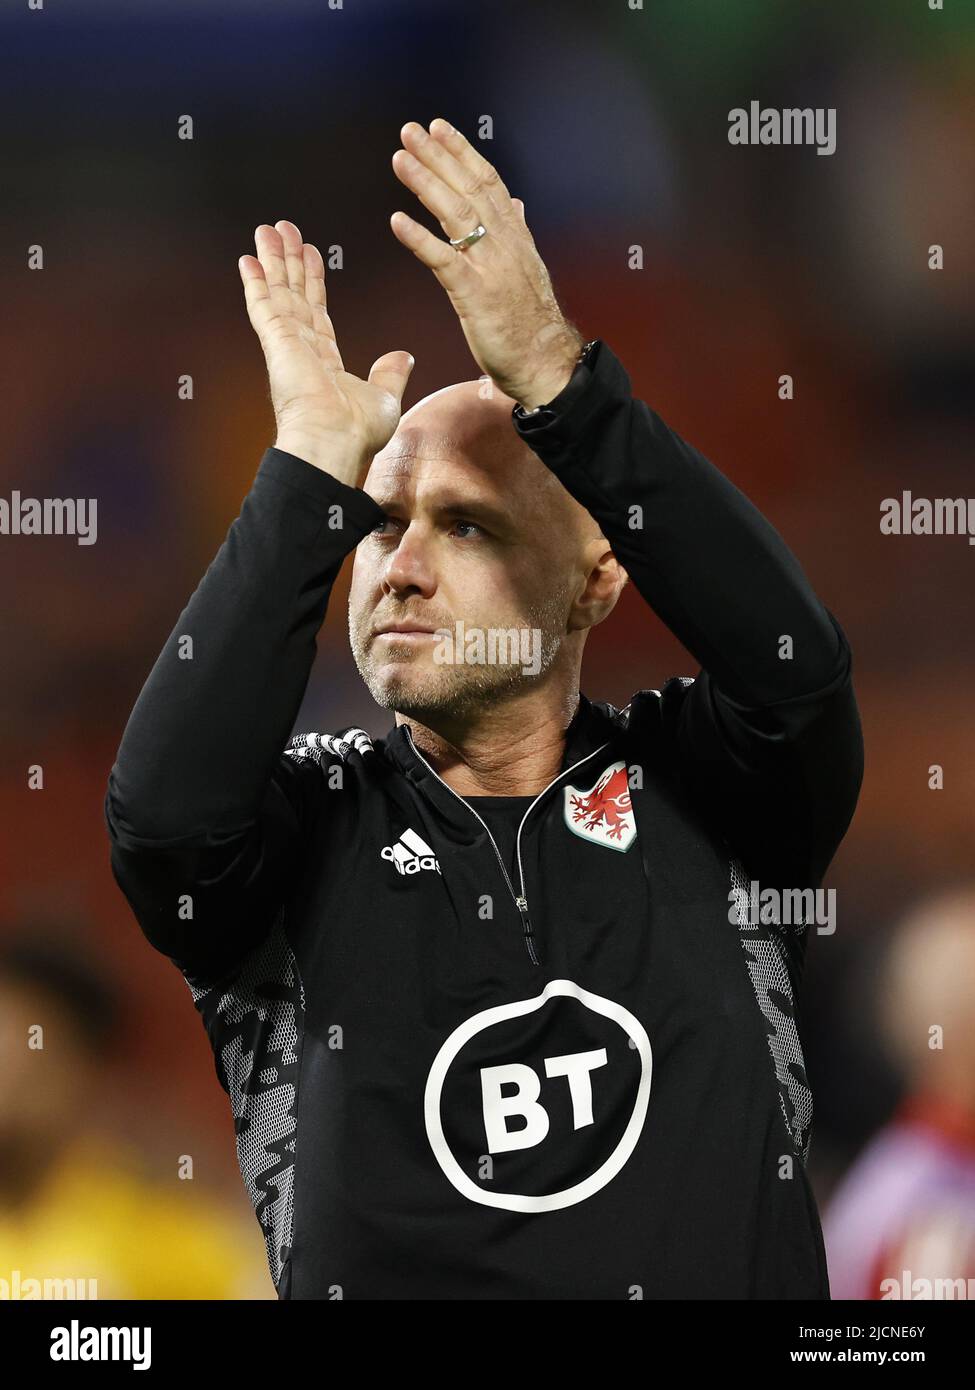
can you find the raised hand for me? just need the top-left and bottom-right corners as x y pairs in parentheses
(239, 221), (414, 484)
(389, 120), (584, 411)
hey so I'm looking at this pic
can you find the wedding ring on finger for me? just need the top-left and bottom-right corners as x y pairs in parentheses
(449, 224), (488, 251)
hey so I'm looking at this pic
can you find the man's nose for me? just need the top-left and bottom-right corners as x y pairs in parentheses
(382, 525), (437, 599)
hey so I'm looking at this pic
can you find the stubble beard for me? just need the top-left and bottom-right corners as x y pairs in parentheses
(348, 588), (571, 723)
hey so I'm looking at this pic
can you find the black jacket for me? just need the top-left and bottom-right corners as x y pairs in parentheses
(105, 339), (863, 1299)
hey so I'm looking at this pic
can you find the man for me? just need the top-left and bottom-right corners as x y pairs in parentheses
(824, 889), (975, 1299)
(105, 119), (863, 1299)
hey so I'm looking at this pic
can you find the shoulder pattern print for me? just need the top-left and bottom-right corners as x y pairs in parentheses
(285, 727), (375, 766)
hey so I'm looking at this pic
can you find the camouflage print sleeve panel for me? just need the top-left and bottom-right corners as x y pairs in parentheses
(185, 911), (304, 1293)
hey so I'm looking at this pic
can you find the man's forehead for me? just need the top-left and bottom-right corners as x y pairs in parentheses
(372, 429), (471, 473)
(364, 442), (511, 513)
(364, 382), (577, 525)
(369, 419), (529, 497)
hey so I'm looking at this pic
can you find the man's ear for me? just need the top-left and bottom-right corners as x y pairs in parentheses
(568, 541), (628, 632)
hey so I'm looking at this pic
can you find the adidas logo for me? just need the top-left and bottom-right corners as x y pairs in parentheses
(381, 827), (441, 876)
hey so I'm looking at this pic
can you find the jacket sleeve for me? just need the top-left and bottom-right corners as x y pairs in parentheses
(512, 339), (863, 890)
(104, 446), (386, 987)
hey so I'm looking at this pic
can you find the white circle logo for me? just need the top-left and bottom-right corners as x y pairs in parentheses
(424, 979), (652, 1212)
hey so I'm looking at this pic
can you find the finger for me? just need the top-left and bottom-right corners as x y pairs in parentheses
(512, 197), (526, 221)
(239, 254), (278, 334)
(399, 121), (507, 228)
(367, 349), (416, 407)
(428, 117), (514, 211)
(254, 224), (289, 291)
(392, 147), (484, 244)
(296, 242), (341, 366)
(297, 245), (339, 362)
(275, 220), (306, 296)
(389, 210), (468, 290)
(238, 254), (268, 297)
(303, 243), (327, 311)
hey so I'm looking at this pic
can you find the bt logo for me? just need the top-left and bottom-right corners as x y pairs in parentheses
(425, 980), (652, 1213)
(481, 1049), (608, 1153)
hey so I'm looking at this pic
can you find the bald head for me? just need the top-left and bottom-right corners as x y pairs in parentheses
(347, 375), (626, 726)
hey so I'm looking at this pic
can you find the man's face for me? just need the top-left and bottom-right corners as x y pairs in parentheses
(348, 384), (582, 722)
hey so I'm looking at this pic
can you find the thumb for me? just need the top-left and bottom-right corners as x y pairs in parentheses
(368, 349), (415, 406)
(512, 197), (526, 221)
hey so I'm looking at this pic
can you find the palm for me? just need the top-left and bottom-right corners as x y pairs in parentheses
(239, 222), (411, 461)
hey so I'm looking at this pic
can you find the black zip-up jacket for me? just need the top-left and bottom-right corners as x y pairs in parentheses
(105, 339), (863, 1300)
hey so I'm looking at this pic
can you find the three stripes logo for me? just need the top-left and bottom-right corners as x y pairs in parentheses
(381, 827), (441, 876)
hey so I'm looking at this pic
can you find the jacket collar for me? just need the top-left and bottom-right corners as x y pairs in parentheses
(380, 692), (620, 837)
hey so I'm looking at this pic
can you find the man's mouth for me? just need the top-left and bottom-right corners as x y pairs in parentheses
(374, 622), (440, 639)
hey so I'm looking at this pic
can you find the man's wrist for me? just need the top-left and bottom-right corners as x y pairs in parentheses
(273, 431), (372, 488)
(516, 329), (588, 412)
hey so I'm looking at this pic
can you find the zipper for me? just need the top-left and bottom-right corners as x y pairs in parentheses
(403, 725), (610, 965)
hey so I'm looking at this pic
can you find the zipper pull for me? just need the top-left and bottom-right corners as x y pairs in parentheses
(515, 896), (540, 965)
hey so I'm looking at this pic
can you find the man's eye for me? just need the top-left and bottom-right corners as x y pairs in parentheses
(372, 517), (397, 536)
(452, 520), (482, 539)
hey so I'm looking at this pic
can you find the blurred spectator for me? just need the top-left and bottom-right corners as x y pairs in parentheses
(0, 932), (271, 1299)
(824, 889), (975, 1299)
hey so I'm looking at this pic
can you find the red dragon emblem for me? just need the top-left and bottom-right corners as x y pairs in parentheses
(566, 763), (634, 847)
